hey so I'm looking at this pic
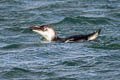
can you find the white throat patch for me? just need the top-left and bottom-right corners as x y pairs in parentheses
(33, 29), (56, 42)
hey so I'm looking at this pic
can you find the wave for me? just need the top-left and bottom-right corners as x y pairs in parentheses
(0, 27), (34, 35)
(1, 67), (31, 79)
(53, 16), (116, 25)
(0, 43), (42, 50)
(89, 43), (120, 50)
(2, 44), (22, 49)
(1, 67), (57, 79)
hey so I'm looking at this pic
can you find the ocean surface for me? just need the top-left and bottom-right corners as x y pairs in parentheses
(0, 0), (120, 80)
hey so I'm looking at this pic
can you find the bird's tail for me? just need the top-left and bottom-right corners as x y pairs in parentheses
(87, 29), (101, 41)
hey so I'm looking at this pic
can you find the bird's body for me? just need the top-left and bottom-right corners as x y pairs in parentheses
(29, 25), (101, 43)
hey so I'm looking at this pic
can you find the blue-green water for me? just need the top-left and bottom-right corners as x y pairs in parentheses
(0, 0), (120, 80)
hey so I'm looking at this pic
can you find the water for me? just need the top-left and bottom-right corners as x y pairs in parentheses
(0, 0), (120, 80)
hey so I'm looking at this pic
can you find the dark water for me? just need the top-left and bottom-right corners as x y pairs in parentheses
(0, 0), (120, 80)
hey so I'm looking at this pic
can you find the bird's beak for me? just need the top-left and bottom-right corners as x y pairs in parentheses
(29, 26), (41, 30)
